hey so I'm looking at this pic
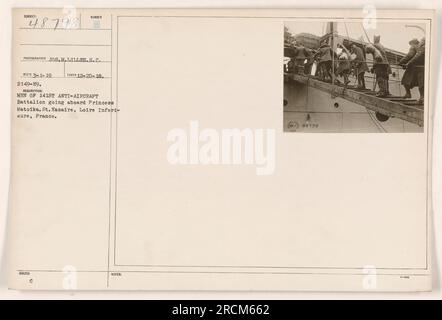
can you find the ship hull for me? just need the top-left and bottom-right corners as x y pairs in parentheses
(283, 78), (422, 133)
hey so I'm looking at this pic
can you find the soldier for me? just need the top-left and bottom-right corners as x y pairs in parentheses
(303, 48), (315, 75)
(407, 37), (425, 104)
(365, 45), (389, 97)
(314, 43), (336, 82)
(350, 43), (369, 89)
(399, 38), (425, 103)
(293, 44), (308, 74)
(286, 44), (308, 74)
(373, 35), (391, 95)
(335, 44), (351, 86)
(285, 45), (297, 73)
(311, 49), (322, 78)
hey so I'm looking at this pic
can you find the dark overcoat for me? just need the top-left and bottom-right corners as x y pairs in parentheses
(399, 46), (418, 88)
(399, 43), (425, 89)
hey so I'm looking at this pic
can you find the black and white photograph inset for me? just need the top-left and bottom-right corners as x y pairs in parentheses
(283, 21), (427, 133)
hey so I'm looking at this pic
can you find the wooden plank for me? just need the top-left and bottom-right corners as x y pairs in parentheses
(387, 98), (416, 102)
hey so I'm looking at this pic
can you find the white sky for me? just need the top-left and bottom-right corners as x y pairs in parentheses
(285, 21), (426, 54)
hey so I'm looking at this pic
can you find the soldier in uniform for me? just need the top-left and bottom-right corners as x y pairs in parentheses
(287, 44), (309, 74)
(399, 38), (425, 103)
(312, 49), (322, 78)
(350, 43), (369, 89)
(335, 44), (351, 86)
(314, 43), (336, 82)
(303, 48), (315, 75)
(373, 35), (391, 95)
(365, 45), (389, 97)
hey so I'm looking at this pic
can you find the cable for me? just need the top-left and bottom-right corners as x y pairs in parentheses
(360, 23), (372, 44)
(366, 109), (384, 132)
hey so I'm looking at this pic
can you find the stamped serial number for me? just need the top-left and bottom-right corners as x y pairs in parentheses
(216, 304), (270, 316)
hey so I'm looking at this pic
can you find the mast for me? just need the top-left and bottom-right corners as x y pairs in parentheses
(326, 22), (338, 87)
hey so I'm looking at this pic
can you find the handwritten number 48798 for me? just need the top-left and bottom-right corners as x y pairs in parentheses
(28, 17), (80, 30)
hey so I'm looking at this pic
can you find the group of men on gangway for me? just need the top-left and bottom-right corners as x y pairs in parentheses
(286, 35), (425, 104)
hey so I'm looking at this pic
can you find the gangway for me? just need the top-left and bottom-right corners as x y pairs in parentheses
(284, 72), (424, 127)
